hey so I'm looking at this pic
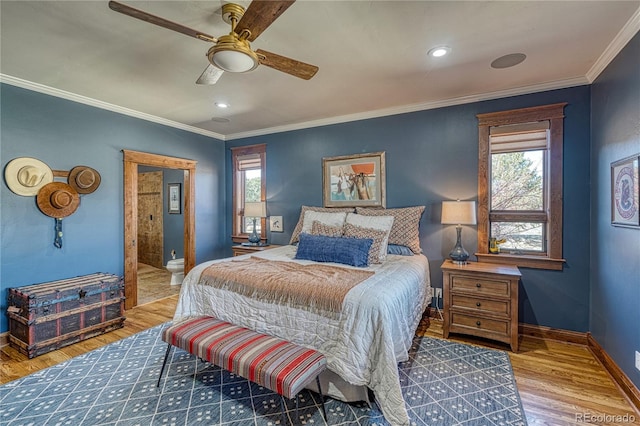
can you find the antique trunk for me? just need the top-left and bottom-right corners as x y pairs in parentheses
(7, 273), (126, 358)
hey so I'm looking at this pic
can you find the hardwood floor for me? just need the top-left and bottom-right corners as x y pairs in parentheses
(137, 262), (181, 305)
(1, 298), (638, 425)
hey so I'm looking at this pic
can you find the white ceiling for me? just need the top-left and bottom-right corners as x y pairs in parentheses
(1, 1), (639, 141)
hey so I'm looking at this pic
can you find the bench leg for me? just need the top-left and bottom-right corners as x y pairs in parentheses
(316, 376), (327, 421)
(280, 396), (288, 425)
(157, 343), (173, 388)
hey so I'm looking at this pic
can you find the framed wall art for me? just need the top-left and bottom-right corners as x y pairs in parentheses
(611, 154), (639, 228)
(322, 152), (386, 208)
(168, 183), (182, 214)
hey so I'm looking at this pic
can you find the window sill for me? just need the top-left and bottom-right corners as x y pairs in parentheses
(231, 235), (266, 244)
(475, 253), (565, 271)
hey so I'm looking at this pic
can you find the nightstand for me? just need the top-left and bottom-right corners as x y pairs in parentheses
(441, 260), (521, 351)
(232, 244), (282, 257)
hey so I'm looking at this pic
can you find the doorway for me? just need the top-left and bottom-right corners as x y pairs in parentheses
(123, 150), (197, 310)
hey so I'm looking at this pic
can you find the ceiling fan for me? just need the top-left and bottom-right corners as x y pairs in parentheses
(108, 0), (318, 85)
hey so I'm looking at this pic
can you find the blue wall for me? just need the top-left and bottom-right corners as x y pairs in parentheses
(226, 85), (593, 332)
(590, 32), (640, 390)
(0, 84), (227, 333)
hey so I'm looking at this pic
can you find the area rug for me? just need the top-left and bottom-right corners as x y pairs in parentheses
(0, 323), (527, 426)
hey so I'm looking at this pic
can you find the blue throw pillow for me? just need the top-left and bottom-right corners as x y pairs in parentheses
(387, 244), (414, 256)
(295, 233), (373, 267)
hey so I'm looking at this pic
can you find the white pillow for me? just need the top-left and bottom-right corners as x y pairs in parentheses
(300, 210), (347, 235)
(345, 213), (394, 261)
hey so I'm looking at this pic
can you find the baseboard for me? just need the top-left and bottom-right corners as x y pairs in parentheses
(587, 333), (640, 415)
(519, 323), (589, 346)
(0, 331), (8, 348)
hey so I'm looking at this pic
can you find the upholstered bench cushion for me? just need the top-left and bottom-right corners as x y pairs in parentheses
(162, 316), (327, 399)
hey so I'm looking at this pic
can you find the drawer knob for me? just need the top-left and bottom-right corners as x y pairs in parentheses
(476, 302), (481, 307)
(476, 283), (482, 288)
(476, 321), (481, 327)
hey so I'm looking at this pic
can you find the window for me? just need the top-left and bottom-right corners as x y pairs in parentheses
(231, 144), (266, 242)
(476, 103), (566, 270)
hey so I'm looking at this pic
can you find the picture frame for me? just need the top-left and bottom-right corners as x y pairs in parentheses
(611, 154), (639, 228)
(269, 216), (283, 232)
(168, 183), (182, 214)
(322, 152), (386, 208)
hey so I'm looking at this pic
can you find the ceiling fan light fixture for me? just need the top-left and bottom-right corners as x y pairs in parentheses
(208, 34), (259, 73)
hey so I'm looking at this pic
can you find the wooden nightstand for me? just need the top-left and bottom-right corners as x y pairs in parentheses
(232, 244), (282, 257)
(441, 260), (521, 351)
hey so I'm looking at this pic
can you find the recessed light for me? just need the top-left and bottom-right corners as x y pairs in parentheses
(491, 53), (526, 69)
(215, 102), (229, 108)
(211, 117), (231, 123)
(428, 46), (450, 58)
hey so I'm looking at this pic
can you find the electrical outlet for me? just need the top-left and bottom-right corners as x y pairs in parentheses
(434, 288), (442, 299)
(635, 351), (640, 372)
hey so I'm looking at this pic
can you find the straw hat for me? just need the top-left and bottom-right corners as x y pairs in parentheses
(36, 182), (80, 218)
(4, 157), (54, 196)
(68, 165), (101, 194)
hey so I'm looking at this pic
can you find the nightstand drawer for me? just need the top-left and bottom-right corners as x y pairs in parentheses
(451, 276), (510, 297)
(451, 295), (509, 315)
(451, 313), (509, 335)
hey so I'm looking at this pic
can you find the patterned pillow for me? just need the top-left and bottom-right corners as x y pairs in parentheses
(356, 206), (425, 253)
(289, 206), (354, 244)
(343, 222), (388, 264)
(311, 220), (344, 237)
(294, 233), (372, 267)
(345, 213), (394, 262)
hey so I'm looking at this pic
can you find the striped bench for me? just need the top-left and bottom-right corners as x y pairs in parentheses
(157, 316), (327, 423)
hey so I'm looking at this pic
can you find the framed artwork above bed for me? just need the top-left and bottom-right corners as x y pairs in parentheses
(322, 151), (386, 208)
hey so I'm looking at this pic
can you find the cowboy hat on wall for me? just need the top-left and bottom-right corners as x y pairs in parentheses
(4, 157), (54, 196)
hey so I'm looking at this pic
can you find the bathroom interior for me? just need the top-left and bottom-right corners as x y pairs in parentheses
(137, 166), (184, 305)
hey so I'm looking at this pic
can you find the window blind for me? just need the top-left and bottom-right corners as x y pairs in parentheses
(490, 121), (549, 153)
(236, 153), (262, 171)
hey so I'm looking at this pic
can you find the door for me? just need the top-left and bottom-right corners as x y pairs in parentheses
(137, 171), (163, 268)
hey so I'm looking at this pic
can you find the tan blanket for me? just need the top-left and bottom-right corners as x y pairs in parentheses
(199, 257), (374, 315)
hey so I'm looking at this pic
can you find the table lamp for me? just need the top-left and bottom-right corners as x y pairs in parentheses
(244, 201), (267, 245)
(441, 200), (477, 264)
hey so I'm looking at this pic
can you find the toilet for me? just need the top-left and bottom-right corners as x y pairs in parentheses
(166, 258), (184, 286)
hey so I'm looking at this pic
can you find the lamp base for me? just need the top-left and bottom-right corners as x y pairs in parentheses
(247, 218), (262, 245)
(449, 226), (470, 264)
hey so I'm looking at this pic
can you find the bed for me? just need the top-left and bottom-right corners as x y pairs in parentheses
(173, 207), (430, 426)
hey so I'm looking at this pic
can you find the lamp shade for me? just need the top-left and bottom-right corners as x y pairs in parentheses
(244, 201), (267, 218)
(441, 201), (477, 225)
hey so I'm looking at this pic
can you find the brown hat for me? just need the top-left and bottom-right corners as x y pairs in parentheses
(68, 166), (101, 194)
(4, 157), (54, 196)
(37, 182), (80, 218)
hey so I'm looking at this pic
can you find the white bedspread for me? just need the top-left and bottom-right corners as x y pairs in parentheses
(173, 245), (431, 426)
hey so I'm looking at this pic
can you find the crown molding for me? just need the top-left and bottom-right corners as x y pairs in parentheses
(586, 6), (640, 83)
(225, 76), (589, 140)
(0, 73), (591, 142)
(0, 74), (225, 142)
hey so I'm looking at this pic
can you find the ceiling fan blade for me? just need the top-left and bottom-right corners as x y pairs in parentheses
(108, 1), (216, 42)
(196, 64), (224, 85)
(256, 49), (318, 80)
(235, 1), (295, 42)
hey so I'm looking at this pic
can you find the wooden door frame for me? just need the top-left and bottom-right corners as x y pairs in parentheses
(123, 150), (197, 310)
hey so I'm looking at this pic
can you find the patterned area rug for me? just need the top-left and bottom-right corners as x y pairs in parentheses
(0, 324), (526, 426)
